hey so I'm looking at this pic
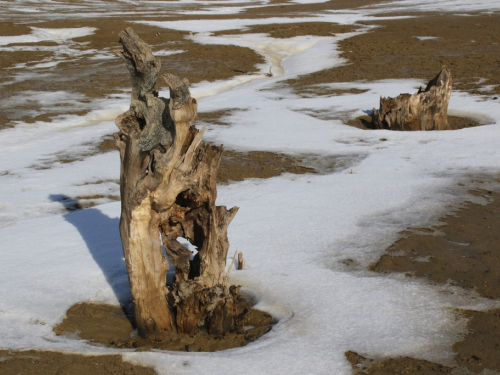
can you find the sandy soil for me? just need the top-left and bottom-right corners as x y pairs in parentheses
(1, 0), (500, 373)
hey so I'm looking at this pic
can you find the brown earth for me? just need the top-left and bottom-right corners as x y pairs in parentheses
(361, 186), (500, 374)
(243, 0), (391, 15)
(64, 146), (358, 210)
(345, 351), (454, 374)
(0, 349), (156, 375)
(371, 189), (500, 300)
(286, 13), (500, 97)
(219, 150), (316, 182)
(346, 115), (481, 130)
(53, 299), (273, 352)
(214, 22), (359, 38)
(453, 308), (500, 373)
(0, 19), (265, 129)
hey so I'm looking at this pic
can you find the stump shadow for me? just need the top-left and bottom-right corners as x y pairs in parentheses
(49, 194), (132, 316)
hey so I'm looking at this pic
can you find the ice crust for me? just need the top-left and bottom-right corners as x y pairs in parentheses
(1, 1), (500, 374)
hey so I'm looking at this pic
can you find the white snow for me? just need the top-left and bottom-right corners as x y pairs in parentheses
(1, 1), (500, 374)
(292, 0), (331, 3)
(0, 27), (96, 46)
(416, 36), (441, 41)
(153, 49), (185, 57)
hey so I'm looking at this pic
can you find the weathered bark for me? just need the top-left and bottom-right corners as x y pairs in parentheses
(114, 28), (240, 341)
(372, 66), (452, 130)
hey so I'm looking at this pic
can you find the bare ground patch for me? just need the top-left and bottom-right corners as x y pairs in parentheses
(0, 18), (265, 129)
(345, 351), (453, 374)
(196, 110), (236, 126)
(285, 13), (500, 97)
(370, 189), (500, 300)
(359, 185), (500, 373)
(214, 22), (359, 38)
(44, 144), (355, 210)
(243, 0), (391, 16)
(0, 349), (156, 375)
(54, 300), (273, 352)
(345, 115), (482, 130)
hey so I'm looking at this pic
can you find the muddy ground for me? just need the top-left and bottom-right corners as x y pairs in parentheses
(0, 349), (156, 375)
(53, 299), (274, 352)
(1, 0), (500, 374)
(360, 184), (500, 374)
(286, 12), (500, 97)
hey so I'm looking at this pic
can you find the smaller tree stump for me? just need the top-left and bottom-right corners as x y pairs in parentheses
(372, 66), (452, 131)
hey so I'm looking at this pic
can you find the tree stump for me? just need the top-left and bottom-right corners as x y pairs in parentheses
(114, 28), (241, 341)
(372, 66), (452, 131)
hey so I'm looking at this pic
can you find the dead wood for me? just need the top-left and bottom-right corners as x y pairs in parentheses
(114, 28), (240, 341)
(237, 252), (245, 270)
(372, 66), (452, 131)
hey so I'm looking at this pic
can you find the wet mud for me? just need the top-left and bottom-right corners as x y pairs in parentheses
(359, 187), (500, 373)
(286, 13), (500, 97)
(0, 19), (265, 129)
(345, 351), (453, 374)
(214, 22), (359, 38)
(0, 349), (155, 375)
(60, 146), (358, 209)
(54, 300), (274, 353)
(346, 115), (481, 130)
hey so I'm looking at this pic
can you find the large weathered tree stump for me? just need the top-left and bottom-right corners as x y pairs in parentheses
(114, 28), (240, 342)
(372, 66), (452, 130)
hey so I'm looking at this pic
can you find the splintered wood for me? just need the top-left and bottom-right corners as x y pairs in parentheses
(372, 66), (452, 131)
(114, 28), (241, 341)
